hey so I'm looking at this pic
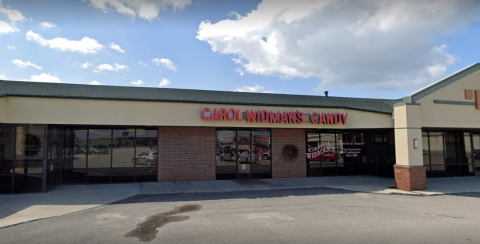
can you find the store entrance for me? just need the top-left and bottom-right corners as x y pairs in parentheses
(216, 129), (272, 180)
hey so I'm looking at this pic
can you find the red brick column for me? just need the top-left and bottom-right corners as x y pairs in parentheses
(158, 127), (216, 182)
(271, 128), (306, 179)
(394, 165), (426, 191)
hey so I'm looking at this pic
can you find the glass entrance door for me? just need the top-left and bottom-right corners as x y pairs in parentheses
(237, 130), (252, 178)
(216, 129), (272, 180)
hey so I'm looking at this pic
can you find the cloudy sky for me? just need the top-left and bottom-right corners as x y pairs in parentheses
(0, 0), (479, 99)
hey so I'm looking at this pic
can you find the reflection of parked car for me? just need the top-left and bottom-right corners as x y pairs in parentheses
(474, 149), (480, 160)
(132, 149), (158, 166)
(92, 144), (110, 154)
(220, 148), (236, 161)
(321, 152), (337, 162)
(254, 147), (270, 160)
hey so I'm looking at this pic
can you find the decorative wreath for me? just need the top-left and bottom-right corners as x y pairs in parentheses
(283, 144), (299, 161)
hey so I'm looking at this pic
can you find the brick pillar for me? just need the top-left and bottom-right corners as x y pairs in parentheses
(158, 126), (216, 182)
(271, 128), (306, 179)
(394, 165), (426, 191)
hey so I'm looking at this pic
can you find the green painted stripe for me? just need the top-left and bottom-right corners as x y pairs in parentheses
(433, 100), (476, 106)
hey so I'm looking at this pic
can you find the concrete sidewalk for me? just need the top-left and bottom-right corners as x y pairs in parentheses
(1, 175), (480, 228)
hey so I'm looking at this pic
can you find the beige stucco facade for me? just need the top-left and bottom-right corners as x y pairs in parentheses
(0, 96), (394, 129)
(416, 68), (480, 128)
(394, 104), (423, 166)
(0, 97), (5, 123)
(394, 63), (480, 168)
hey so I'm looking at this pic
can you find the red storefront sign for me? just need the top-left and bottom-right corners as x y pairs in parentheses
(201, 107), (348, 125)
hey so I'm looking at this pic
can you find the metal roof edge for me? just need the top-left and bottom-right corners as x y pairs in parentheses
(1, 94), (394, 115)
(404, 63), (480, 103)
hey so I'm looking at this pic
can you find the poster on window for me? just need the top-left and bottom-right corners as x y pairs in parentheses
(306, 142), (337, 160)
(24, 134), (42, 157)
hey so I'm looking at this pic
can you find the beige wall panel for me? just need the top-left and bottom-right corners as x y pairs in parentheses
(394, 104), (423, 166)
(394, 105), (422, 128)
(0, 98), (5, 123)
(417, 69), (480, 128)
(3, 97), (394, 129)
(394, 128), (423, 166)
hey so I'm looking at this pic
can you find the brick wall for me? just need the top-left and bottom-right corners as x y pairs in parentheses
(271, 128), (306, 179)
(158, 127), (216, 182)
(394, 165), (426, 191)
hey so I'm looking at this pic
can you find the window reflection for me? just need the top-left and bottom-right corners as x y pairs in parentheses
(463, 132), (474, 176)
(474, 134), (480, 172)
(422, 132), (430, 175)
(112, 129), (135, 183)
(0, 126), (14, 175)
(252, 130), (271, 178)
(429, 132), (445, 177)
(320, 133), (337, 175)
(87, 129), (112, 183)
(135, 129), (158, 182)
(65, 130), (87, 184)
(15, 125), (45, 175)
(216, 130), (237, 179)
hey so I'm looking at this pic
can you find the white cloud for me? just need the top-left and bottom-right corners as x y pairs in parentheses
(85, 0), (192, 21)
(81, 62), (92, 68)
(0, 21), (18, 34)
(28, 73), (61, 83)
(151, 58), (176, 71)
(26, 30), (103, 54)
(0, 1), (25, 22)
(197, 0), (480, 92)
(39, 22), (56, 29)
(0, 74), (6, 79)
(94, 63), (128, 72)
(138, 61), (148, 67)
(6, 45), (14, 50)
(234, 84), (275, 93)
(109, 42), (125, 53)
(11, 59), (42, 70)
(158, 78), (170, 87)
(131, 79), (143, 85)
(88, 80), (100, 85)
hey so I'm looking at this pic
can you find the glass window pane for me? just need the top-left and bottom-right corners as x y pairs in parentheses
(66, 130), (88, 184)
(462, 132), (474, 176)
(252, 131), (271, 165)
(306, 132), (320, 163)
(87, 129), (112, 183)
(429, 132), (446, 177)
(0, 126), (14, 174)
(320, 133), (336, 176)
(252, 130), (271, 178)
(474, 134), (480, 171)
(135, 129), (158, 182)
(112, 129), (135, 183)
(216, 130), (236, 180)
(444, 131), (458, 165)
(15, 125), (46, 175)
(422, 132), (430, 170)
(306, 132), (321, 177)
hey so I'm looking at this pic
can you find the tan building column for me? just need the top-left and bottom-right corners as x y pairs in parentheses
(393, 103), (426, 191)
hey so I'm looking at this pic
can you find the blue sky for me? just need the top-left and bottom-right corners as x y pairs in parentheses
(0, 0), (479, 99)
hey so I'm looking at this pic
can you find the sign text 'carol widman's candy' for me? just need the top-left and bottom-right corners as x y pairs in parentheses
(201, 107), (348, 125)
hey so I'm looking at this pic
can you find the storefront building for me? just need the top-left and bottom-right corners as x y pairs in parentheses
(1, 63), (479, 194)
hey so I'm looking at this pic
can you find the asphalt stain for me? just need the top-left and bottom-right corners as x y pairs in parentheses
(124, 204), (202, 242)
